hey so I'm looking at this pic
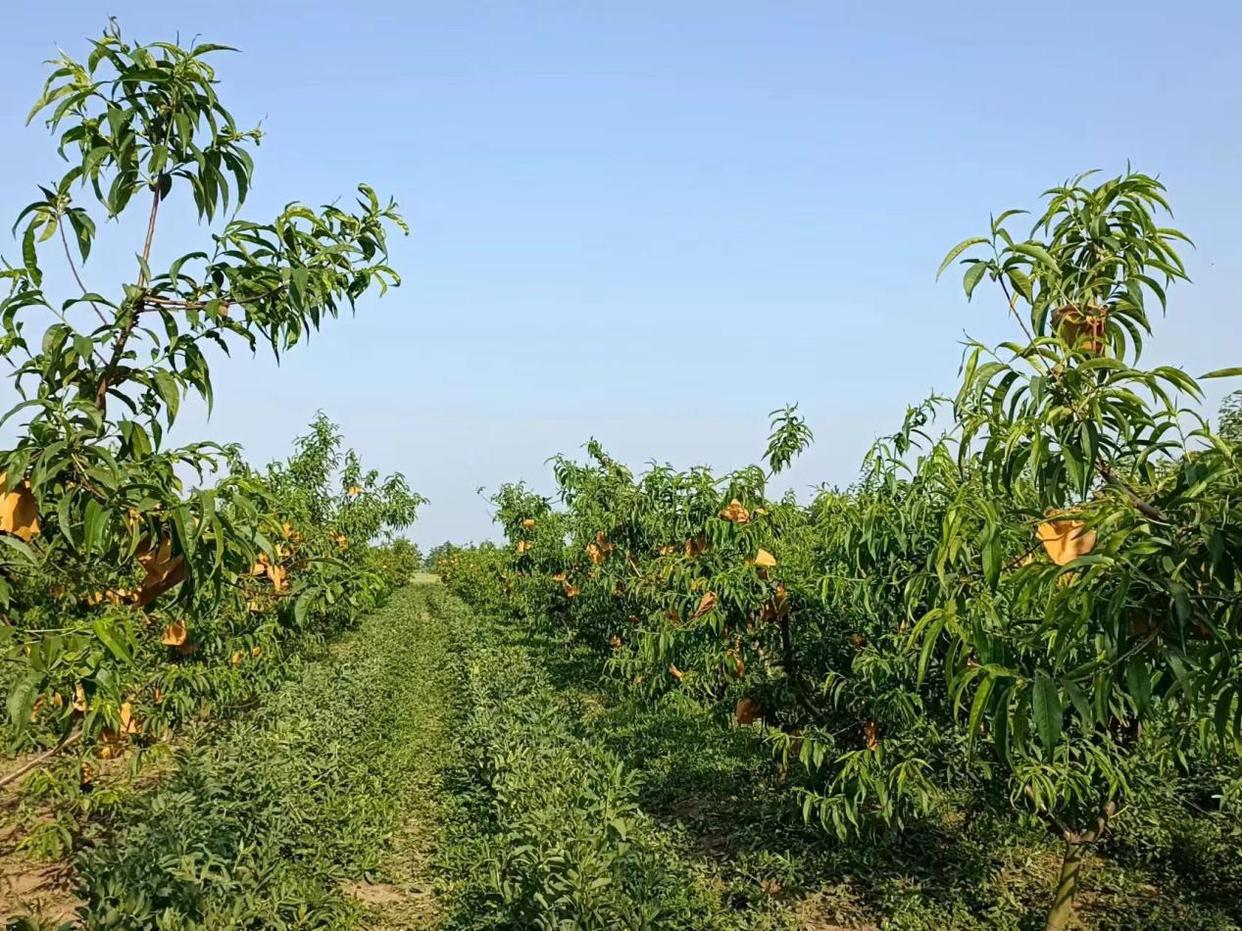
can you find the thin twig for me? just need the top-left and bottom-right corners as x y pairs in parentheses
(0, 728), (82, 790)
(138, 186), (161, 288)
(95, 187), (162, 410)
(1095, 460), (1169, 523)
(59, 223), (108, 326)
(998, 277), (1037, 346)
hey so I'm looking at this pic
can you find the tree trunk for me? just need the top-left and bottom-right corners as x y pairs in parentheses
(1044, 836), (1083, 931)
(1043, 801), (1114, 931)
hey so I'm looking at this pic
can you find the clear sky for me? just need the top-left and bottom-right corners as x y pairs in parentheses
(1, 2), (1239, 549)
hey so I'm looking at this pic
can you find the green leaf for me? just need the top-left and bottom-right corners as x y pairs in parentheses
(937, 236), (989, 279)
(1032, 673), (1062, 759)
(93, 618), (132, 663)
(967, 674), (994, 754)
(21, 227), (41, 286)
(1125, 658), (1152, 715)
(1011, 241), (1058, 269)
(1200, 367), (1242, 379)
(6, 673), (41, 732)
(963, 261), (988, 300)
(1007, 267), (1034, 304)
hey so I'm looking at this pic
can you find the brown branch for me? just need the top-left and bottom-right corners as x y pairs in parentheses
(139, 282), (285, 314)
(0, 728), (82, 791)
(94, 188), (163, 411)
(1062, 799), (1117, 845)
(1095, 460), (1169, 523)
(999, 277), (1037, 345)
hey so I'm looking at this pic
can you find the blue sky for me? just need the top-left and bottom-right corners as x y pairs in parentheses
(1, 2), (1239, 548)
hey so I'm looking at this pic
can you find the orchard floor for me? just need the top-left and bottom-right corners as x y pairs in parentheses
(5, 582), (1240, 929)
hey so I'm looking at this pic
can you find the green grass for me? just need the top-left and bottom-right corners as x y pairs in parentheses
(427, 586), (744, 930)
(69, 586), (455, 930)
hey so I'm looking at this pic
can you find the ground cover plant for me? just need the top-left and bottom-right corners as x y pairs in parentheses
(68, 585), (450, 930)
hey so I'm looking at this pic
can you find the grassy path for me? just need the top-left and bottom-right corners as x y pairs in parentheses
(72, 582), (455, 930)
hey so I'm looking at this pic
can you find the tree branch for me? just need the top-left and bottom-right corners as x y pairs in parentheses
(59, 223), (108, 327)
(94, 188), (163, 410)
(1095, 460), (1169, 523)
(0, 728), (82, 791)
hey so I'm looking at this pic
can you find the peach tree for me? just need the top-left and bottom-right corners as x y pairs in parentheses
(0, 23), (406, 752)
(926, 170), (1242, 929)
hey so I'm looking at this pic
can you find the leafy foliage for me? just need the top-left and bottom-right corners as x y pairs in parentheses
(0, 23), (415, 762)
(439, 169), (1242, 929)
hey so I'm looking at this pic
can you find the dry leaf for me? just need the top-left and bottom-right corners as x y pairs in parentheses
(136, 537), (186, 607)
(719, 498), (750, 524)
(587, 531), (614, 565)
(160, 622), (188, 647)
(759, 582), (790, 623)
(863, 720), (879, 751)
(119, 701), (139, 736)
(521, 518), (537, 529)
(691, 591), (718, 619)
(1052, 303), (1108, 355)
(754, 548), (777, 569)
(96, 730), (123, 759)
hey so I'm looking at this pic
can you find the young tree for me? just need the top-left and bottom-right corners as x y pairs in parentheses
(0, 23), (406, 744)
(931, 171), (1242, 929)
